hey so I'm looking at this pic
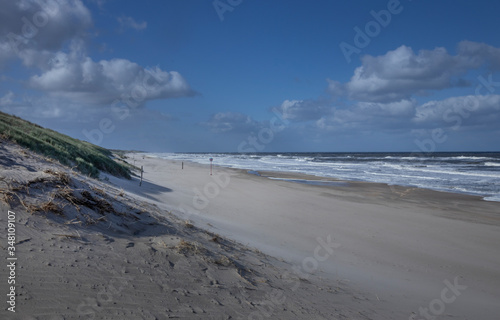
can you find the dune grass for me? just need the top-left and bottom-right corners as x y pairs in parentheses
(0, 111), (130, 179)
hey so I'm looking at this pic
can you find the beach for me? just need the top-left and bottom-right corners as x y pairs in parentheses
(117, 155), (500, 319)
(0, 142), (373, 319)
(1, 144), (500, 319)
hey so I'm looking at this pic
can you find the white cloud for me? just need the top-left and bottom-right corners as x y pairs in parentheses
(413, 95), (500, 128)
(274, 99), (332, 121)
(457, 41), (500, 70)
(0, 0), (92, 67)
(326, 79), (343, 96)
(117, 16), (147, 31)
(0, 0), (195, 109)
(242, 42), (500, 138)
(330, 42), (500, 103)
(29, 48), (196, 105)
(316, 99), (416, 131)
(344, 45), (461, 102)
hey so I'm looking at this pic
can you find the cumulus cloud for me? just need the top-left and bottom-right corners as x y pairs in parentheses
(0, 0), (195, 109)
(202, 112), (260, 133)
(274, 99), (332, 121)
(200, 93), (499, 140)
(326, 79), (343, 96)
(28, 47), (195, 105)
(413, 95), (500, 128)
(316, 99), (416, 131)
(330, 42), (500, 103)
(0, 0), (92, 66)
(343, 46), (461, 102)
(313, 94), (500, 133)
(117, 16), (147, 31)
(457, 40), (500, 70)
(237, 41), (500, 137)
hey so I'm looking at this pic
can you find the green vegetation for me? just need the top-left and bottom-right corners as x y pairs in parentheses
(0, 111), (131, 179)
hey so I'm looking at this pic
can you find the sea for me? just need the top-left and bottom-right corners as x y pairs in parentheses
(149, 152), (500, 202)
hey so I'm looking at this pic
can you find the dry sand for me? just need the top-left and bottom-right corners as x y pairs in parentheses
(0, 142), (373, 319)
(1, 143), (499, 319)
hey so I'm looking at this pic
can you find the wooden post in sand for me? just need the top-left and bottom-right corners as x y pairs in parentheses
(140, 166), (143, 186)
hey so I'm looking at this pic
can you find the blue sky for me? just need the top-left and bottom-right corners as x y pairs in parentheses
(1, 0), (500, 152)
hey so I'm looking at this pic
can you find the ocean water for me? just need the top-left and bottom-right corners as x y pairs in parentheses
(149, 152), (500, 202)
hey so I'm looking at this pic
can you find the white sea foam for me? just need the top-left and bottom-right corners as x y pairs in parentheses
(150, 152), (500, 201)
(485, 162), (500, 167)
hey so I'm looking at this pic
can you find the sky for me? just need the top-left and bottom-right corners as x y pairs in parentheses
(1, 0), (500, 152)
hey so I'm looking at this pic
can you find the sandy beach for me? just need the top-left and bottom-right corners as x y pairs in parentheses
(0, 142), (374, 319)
(1, 143), (500, 319)
(117, 155), (500, 320)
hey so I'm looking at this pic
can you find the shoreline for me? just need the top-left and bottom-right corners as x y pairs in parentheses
(161, 159), (500, 234)
(143, 152), (500, 203)
(154, 155), (499, 205)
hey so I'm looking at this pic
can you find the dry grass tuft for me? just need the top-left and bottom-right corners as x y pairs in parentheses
(184, 220), (194, 228)
(0, 181), (29, 209)
(12, 179), (115, 218)
(214, 255), (232, 267)
(28, 197), (64, 216)
(10, 184), (28, 193)
(90, 186), (107, 197)
(95, 197), (115, 215)
(43, 169), (71, 185)
(80, 190), (93, 201)
(26, 176), (51, 186)
(55, 186), (81, 211)
(0, 189), (15, 205)
(176, 239), (203, 255)
(22, 172), (71, 191)
(64, 218), (82, 225)
(79, 190), (115, 215)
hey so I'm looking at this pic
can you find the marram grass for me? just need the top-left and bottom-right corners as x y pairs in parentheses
(0, 111), (130, 179)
